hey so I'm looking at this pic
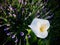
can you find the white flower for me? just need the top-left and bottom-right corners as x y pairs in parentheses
(28, 18), (50, 38)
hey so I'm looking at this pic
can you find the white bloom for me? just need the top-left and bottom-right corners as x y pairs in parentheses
(28, 18), (50, 38)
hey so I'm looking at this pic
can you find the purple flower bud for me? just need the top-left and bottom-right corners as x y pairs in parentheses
(18, 0), (24, 4)
(27, 35), (31, 38)
(9, 5), (13, 11)
(13, 14), (16, 18)
(15, 38), (18, 43)
(20, 32), (24, 36)
(25, 2), (27, 5)
(12, 34), (16, 39)
(6, 32), (11, 36)
(4, 28), (9, 31)
(46, 14), (54, 19)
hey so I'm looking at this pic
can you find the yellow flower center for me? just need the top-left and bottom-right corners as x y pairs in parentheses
(40, 24), (46, 32)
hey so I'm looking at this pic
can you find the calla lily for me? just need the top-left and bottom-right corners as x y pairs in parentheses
(28, 18), (50, 38)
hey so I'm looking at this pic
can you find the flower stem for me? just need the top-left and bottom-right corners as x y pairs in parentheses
(25, 36), (30, 45)
(19, 39), (21, 45)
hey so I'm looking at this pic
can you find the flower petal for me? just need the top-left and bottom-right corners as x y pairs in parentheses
(37, 31), (48, 38)
(29, 18), (41, 28)
(28, 25), (40, 36)
(39, 19), (50, 31)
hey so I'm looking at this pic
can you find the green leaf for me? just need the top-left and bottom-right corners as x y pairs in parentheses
(29, 31), (37, 43)
(38, 39), (45, 45)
